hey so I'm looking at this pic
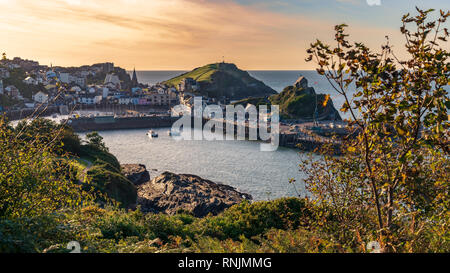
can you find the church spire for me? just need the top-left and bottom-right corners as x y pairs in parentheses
(131, 67), (138, 87)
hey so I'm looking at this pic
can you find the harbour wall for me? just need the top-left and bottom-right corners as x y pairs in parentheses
(69, 116), (178, 132)
(68, 115), (343, 153)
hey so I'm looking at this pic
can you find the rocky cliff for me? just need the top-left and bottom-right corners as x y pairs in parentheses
(269, 76), (341, 120)
(137, 172), (252, 217)
(121, 164), (151, 186)
(234, 76), (342, 121)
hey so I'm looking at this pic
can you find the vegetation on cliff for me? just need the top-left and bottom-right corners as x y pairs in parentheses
(164, 63), (277, 100)
(233, 78), (341, 120)
(1, 118), (136, 215)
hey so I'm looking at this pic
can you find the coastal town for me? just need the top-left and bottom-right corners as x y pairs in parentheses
(0, 56), (350, 152)
(0, 57), (182, 112)
(0, 57), (242, 122)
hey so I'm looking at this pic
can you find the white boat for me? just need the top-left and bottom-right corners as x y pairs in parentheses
(147, 130), (158, 138)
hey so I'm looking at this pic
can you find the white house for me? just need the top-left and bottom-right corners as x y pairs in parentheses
(33, 91), (49, 103)
(23, 76), (38, 85)
(118, 97), (132, 105)
(94, 95), (103, 104)
(71, 76), (86, 87)
(24, 102), (36, 108)
(79, 96), (95, 105)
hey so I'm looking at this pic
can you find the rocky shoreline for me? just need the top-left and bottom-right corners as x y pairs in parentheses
(121, 164), (151, 186)
(121, 164), (252, 217)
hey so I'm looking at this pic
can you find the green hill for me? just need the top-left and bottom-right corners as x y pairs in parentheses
(234, 76), (342, 121)
(164, 63), (277, 100)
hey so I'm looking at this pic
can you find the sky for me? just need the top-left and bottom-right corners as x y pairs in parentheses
(1, 0), (449, 70)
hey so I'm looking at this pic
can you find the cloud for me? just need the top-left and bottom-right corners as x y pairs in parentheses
(2, 0), (435, 69)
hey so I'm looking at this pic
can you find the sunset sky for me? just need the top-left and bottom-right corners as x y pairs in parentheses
(1, 0), (449, 70)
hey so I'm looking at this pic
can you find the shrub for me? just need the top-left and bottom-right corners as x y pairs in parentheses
(145, 213), (196, 242)
(86, 165), (137, 208)
(94, 209), (146, 241)
(198, 198), (311, 240)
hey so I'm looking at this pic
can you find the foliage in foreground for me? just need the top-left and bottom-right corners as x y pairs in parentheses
(1, 196), (447, 253)
(0, 199), (339, 253)
(304, 8), (449, 252)
(0, 118), (136, 219)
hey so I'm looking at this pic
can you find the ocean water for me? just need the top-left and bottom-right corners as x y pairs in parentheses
(82, 128), (311, 201)
(99, 70), (350, 200)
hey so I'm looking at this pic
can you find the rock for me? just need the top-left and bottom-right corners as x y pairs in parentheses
(294, 76), (315, 95)
(121, 164), (150, 185)
(294, 76), (308, 89)
(137, 172), (252, 217)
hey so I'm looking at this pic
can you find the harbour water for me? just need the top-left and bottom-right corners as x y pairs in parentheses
(81, 128), (313, 201)
(12, 71), (345, 200)
(82, 70), (341, 200)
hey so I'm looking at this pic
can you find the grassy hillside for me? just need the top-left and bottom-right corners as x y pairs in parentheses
(0, 198), (346, 253)
(234, 84), (341, 120)
(164, 63), (277, 100)
(164, 64), (219, 86)
(269, 85), (328, 119)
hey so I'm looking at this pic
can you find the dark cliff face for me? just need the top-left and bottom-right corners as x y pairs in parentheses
(137, 171), (252, 217)
(200, 68), (277, 100)
(270, 81), (342, 121)
(233, 76), (342, 121)
(121, 164), (150, 186)
(113, 67), (133, 90)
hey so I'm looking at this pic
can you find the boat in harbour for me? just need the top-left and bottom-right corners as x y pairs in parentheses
(147, 130), (158, 138)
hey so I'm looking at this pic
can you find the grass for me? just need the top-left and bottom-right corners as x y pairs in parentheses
(164, 64), (220, 87)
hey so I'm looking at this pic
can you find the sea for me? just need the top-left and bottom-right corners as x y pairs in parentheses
(83, 70), (349, 200)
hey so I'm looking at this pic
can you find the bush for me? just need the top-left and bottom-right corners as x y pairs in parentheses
(86, 166), (137, 208)
(0, 214), (71, 253)
(145, 213), (196, 242)
(198, 198), (311, 240)
(95, 209), (146, 241)
(80, 144), (121, 171)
